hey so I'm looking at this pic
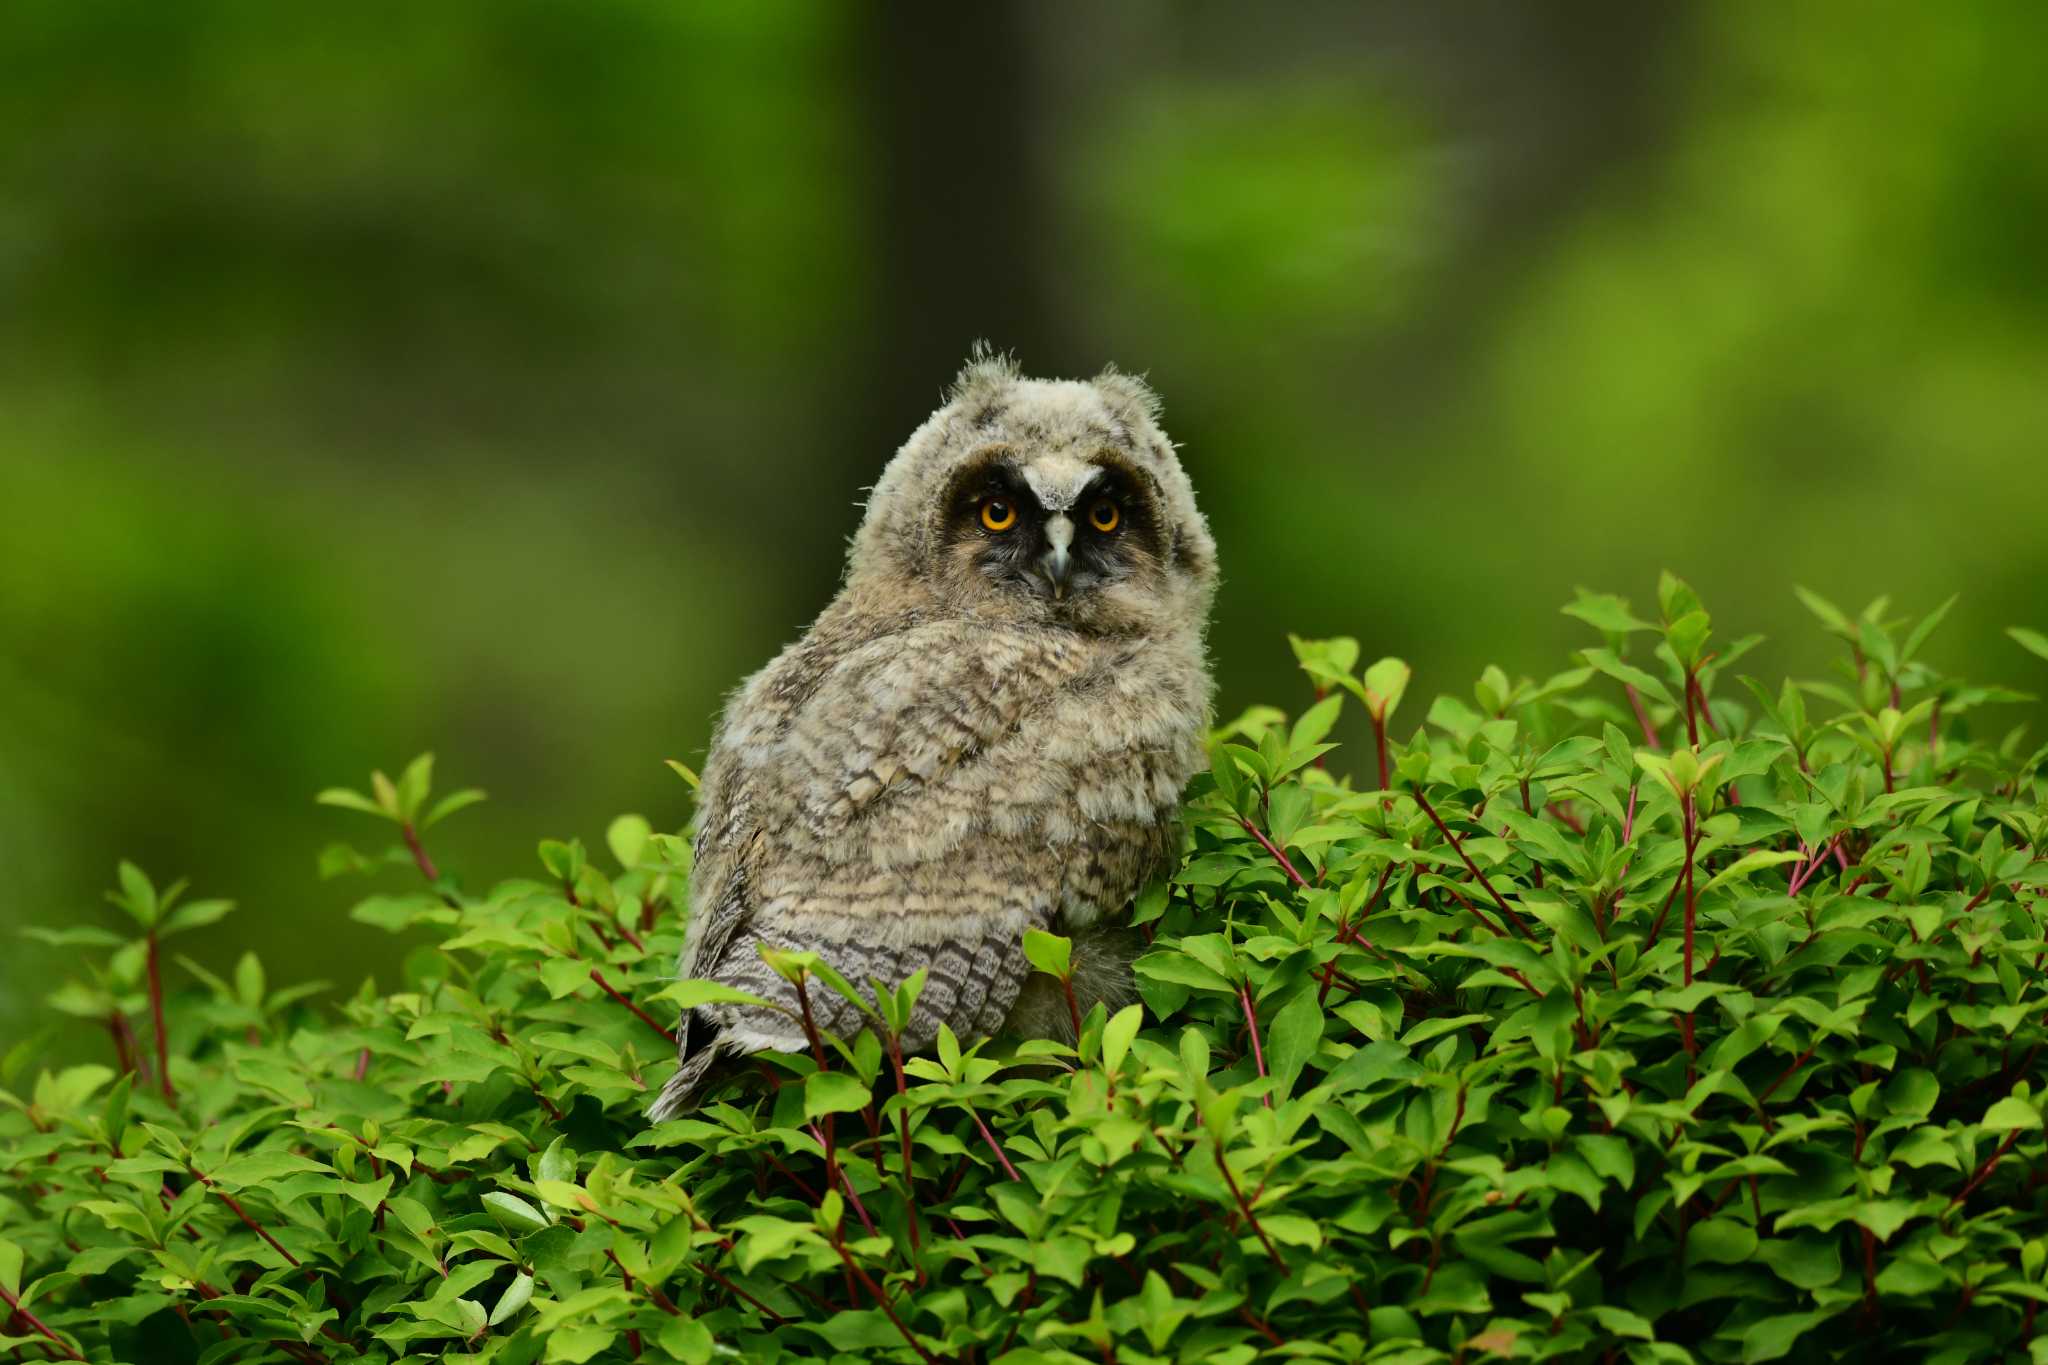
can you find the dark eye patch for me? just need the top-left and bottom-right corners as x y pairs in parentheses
(940, 448), (1037, 546)
(1077, 456), (1164, 556)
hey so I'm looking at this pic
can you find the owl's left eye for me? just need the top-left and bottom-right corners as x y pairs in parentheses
(980, 498), (1018, 532)
(1088, 498), (1121, 533)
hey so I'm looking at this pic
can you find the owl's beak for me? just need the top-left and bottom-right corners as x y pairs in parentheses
(1039, 514), (1076, 600)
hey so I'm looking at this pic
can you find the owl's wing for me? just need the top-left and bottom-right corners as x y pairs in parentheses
(652, 621), (1136, 1116)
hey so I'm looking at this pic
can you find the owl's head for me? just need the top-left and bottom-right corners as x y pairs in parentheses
(848, 349), (1216, 634)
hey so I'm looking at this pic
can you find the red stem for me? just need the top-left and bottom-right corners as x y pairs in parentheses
(1237, 1306), (1286, 1348)
(1756, 1042), (1817, 1122)
(1626, 684), (1661, 750)
(1436, 882), (1510, 939)
(1238, 982), (1271, 1107)
(1318, 863), (1394, 1006)
(589, 969), (679, 1046)
(108, 1011), (135, 1076)
(964, 1104), (1020, 1181)
(1212, 1138), (1287, 1270)
(830, 1228), (941, 1365)
(0, 1283), (85, 1361)
(887, 1038), (924, 1266)
(794, 975), (830, 1071)
(1237, 818), (1308, 890)
(1412, 1086), (1468, 1218)
(1411, 789), (1533, 936)
(1546, 801), (1587, 836)
(1786, 835), (1840, 897)
(1691, 666), (1722, 738)
(1682, 794), (1698, 988)
(1060, 974), (1083, 1041)
(147, 929), (175, 1100)
(400, 821), (440, 882)
(198, 1179), (362, 1346)
(810, 1125), (880, 1238)
(1519, 780), (1545, 889)
(1681, 794), (1700, 1074)
(1371, 706), (1390, 792)
(1950, 1130), (2021, 1208)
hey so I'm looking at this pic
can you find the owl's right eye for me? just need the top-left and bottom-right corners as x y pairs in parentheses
(980, 498), (1018, 532)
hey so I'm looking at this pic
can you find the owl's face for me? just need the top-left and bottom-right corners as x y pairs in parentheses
(938, 446), (1161, 607)
(849, 352), (1216, 634)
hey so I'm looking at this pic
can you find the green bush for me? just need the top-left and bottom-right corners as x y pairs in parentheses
(6, 579), (2048, 1364)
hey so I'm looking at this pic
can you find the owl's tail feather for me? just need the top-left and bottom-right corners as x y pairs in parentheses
(646, 1009), (723, 1122)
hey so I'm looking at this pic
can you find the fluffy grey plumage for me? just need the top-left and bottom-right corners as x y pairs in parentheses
(649, 350), (1216, 1120)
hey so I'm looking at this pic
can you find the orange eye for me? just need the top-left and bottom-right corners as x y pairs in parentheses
(980, 498), (1017, 532)
(1088, 499), (1121, 533)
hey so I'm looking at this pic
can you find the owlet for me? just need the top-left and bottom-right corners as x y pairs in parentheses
(649, 351), (1216, 1119)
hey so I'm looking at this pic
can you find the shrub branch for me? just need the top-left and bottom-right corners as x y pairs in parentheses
(1411, 789), (1532, 937)
(0, 1282), (85, 1361)
(588, 968), (679, 1046)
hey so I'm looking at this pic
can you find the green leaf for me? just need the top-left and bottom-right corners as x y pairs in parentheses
(19, 926), (126, 949)
(537, 1137), (576, 1185)
(1702, 849), (1804, 893)
(540, 958), (596, 1000)
(804, 1071), (871, 1119)
(651, 979), (777, 1012)
(1756, 1236), (1842, 1290)
(114, 861), (158, 926)
(1132, 951), (1233, 993)
(1793, 586), (1855, 639)
(1901, 594), (1957, 661)
(481, 1192), (550, 1234)
(207, 1151), (328, 1187)
(422, 788), (488, 829)
(395, 753), (435, 821)
(315, 787), (390, 819)
(158, 897), (235, 936)
(1741, 1309), (1843, 1363)
(233, 952), (265, 1009)
(1259, 1214), (1323, 1248)
(2008, 626), (2048, 663)
(1562, 590), (1653, 635)
(657, 1316), (713, 1363)
(1289, 694), (1344, 750)
(1262, 989), (1324, 1100)
(544, 1327), (616, 1363)
(489, 1272), (534, 1326)
(1850, 1200), (1916, 1241)
(605, 814), (654, 868)
(537, 838), (585, 883)
(1362, 657), (1411, 720)
(1022, 929), (1072, 979)
(1580, 648), (1675, 706)
(1981, 1096), (2042, 1131)
(1686, 1217), (1756, 1265)
(1883, 1068), (1938, 1119)
(1100, 1004), (1142, 1078)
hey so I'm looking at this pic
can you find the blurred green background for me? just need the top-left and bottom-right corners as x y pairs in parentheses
(5, 1), (2046, 1048)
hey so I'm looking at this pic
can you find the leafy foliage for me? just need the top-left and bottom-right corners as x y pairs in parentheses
(5, 581), (2048, 1363)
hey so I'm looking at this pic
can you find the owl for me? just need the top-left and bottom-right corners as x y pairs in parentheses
(648, 350), (1216, 1119)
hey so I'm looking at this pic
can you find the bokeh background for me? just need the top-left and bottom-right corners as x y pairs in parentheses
(5, 1), (2046, 1050)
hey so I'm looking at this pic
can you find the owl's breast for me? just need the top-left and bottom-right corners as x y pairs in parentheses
(697, 617), (1209, 946)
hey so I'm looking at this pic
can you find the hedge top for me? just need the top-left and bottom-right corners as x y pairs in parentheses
(4, 577), (2048, 1364)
